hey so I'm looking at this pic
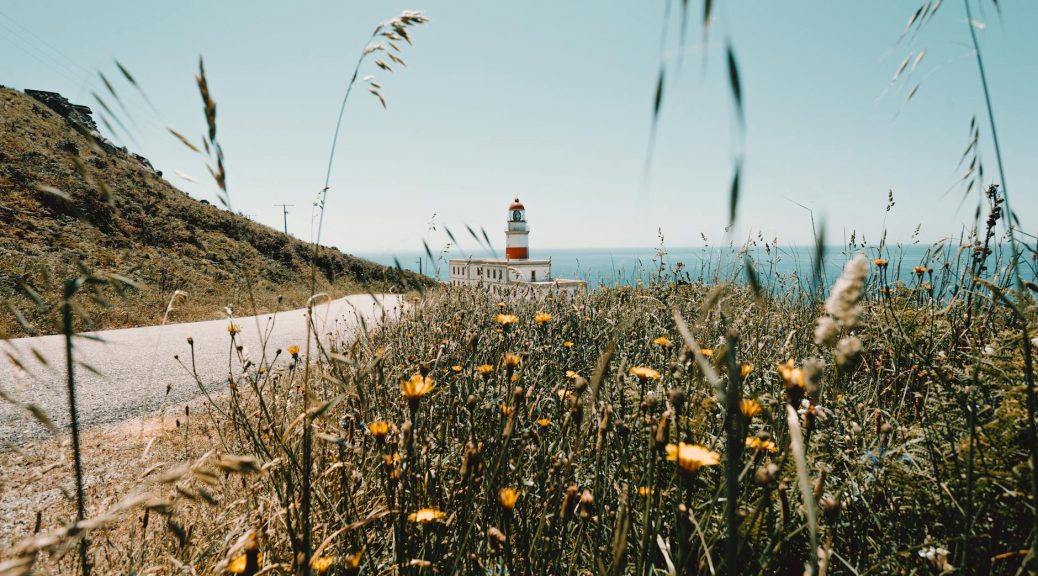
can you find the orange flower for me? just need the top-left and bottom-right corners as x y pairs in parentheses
(535, 418), (552, 427)
(653, 336), (672, 347)
(740, 363), (754, 377)
(700, 348), (714, 357)
(745, 436), (779, 453)
(287, 345), (300, 357)
(873, 258), (888, 268)
(534, 311), (552, 325)
(476, 364), (495, 376)
(563, 341), (574, 348)
(451, 365), (463, 373)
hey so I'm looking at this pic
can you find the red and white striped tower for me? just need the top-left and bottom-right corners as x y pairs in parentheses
(505, 197), (529, 260)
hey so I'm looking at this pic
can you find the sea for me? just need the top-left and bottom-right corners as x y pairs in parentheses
(356, 244), (1034, 292)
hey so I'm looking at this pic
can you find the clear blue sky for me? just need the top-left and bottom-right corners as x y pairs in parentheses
(3, 1), (1035, 257)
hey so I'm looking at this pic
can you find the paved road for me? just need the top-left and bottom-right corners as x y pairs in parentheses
(0, 294), (403, 446)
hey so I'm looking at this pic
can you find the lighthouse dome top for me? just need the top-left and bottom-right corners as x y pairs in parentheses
(509, 197), (525, 210)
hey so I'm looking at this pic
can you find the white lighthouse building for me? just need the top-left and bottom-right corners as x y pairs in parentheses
(448, 198), (585, 295)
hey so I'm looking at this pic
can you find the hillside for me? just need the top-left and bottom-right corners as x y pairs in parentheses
(0, 87), (433, 338)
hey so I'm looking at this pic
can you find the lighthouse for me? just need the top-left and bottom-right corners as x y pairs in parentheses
(505, 197), (529, 260)
(447, 197), (585, 295)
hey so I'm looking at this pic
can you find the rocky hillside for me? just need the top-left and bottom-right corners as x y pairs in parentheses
(0, 87), (432, 337)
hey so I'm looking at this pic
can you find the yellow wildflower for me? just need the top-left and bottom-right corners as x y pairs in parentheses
(653, 336), (672, 347)
(451, 365), (463, 373)
(503, 353), (522, 368)
(740, 363), (754, 377)
(739, 399), (762, 419)
(310, 556), (335, 574)
(777, 359), (804, 391)
(745, 437), (779, 453)
(287, 345), (300, 357)
(500, 404), (513, 416)
(227, 324), (241, 335)
(499, 487), (520, 510)
(873, 258), (888, 268)
(665, 442), (721, 473)
(535, 418), (552, 427)
(227, 553), (262, 574)
(495, 314), (519, 327)
(400, 374), (435, 399)
(563, 340), (574, 348)
(630, 366), (661, 381)
(700, 348), (714, 357)
(534, 311), (552, 325)
(367, 420), (390, 438)
(476, 364), (495, 376)
(408, 508), (446, 524)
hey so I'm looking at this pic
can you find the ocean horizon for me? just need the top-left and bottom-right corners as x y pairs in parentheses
(356, 244), (1033, 291)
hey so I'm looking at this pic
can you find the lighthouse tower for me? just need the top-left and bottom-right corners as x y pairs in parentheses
(505, 198), (529, 260)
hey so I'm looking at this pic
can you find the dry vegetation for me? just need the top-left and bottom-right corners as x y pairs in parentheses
(2, 243), (1037, 574)
(0, 87), (432, 338)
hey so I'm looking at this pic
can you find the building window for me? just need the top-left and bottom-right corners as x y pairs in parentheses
(531, 270), (536, 282)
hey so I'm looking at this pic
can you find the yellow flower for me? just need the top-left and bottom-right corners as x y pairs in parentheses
(343, 548), (364, 570)
(503, 353), (522, 368)
(500, 404), (513, 416)
(451, 365), (463, 373)
(534, 311), (553, 325)
(584, 315), (591, 321)
(873, 258), (888, 268)
(400, 374), (435, 399)
(310, 556), (335, 574)
(700, 348), (714, 357)
(476, 364), (495, 376)
(287, 345), (300, 357)
(368, 420), (390, 438)
(665, 442), (721, 473)
(227, 553), (262, 574)
(384, 452), (401, 467)
(498, 301), (507, 308)
(913, 266), (927, 275)
(629, 366), (661, 381)
(499, 487), (520, 510)
(745, 437), (779, 453)
(777, 359), (804, 391)
(638, 486), (655, 497)
(566, 370), (580, 379)
(563, 341), (574, 348)
(227, 324), (241, 335)
(653, 336), (672, 347)
(739, 399), (762, 419)
(535, 418), (552, 427)
(258, 367), (267, 374)
(375, 347), (386, 357)
(408, 507), (446, 524)
(495, 314), (519, 327)
(740, 363), (754, 377)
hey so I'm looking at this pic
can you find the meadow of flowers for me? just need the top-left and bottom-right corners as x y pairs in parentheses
(5, 238), (1036, 576)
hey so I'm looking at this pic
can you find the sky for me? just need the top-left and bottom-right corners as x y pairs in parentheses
(2, 1), (1035, 259)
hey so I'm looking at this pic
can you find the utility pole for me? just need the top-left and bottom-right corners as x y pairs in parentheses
(274, 204), (294, 235)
